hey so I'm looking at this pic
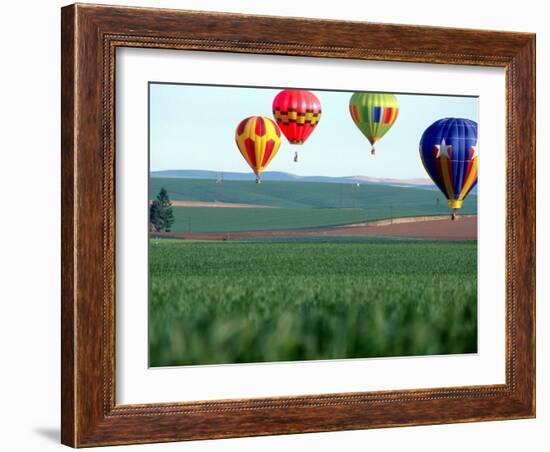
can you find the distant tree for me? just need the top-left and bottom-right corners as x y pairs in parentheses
(150, 187), (174, 232)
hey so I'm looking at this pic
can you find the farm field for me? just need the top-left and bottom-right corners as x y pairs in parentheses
(149, 239), (478, 366)
(151, 177), (477, 233)
(172, 207), (378, 232)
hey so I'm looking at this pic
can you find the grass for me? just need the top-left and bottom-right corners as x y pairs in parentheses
(171, 206), (466, 233)
(172, 207), (376, 232)
(149, 239), (477, 366)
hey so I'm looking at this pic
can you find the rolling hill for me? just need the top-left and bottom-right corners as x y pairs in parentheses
(150, 177), (476, 210)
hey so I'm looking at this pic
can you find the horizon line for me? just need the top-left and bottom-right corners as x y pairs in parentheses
(149, 169), (432, 183)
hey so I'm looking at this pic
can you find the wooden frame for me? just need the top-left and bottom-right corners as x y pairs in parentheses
(61, 3), (536, 447)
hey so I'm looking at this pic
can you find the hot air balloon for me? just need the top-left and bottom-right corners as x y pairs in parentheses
(235, 116), (282, 183)
(272, 89), (321, 162)
(349, 92), (399, 155)
(419, 118), (478, 220)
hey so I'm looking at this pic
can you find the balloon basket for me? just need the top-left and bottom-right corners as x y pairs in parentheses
(371, 147), (376, 156)
(255, 177), (261, 184)
(293, 151), (298, 163)
(451, 209), (458, 221)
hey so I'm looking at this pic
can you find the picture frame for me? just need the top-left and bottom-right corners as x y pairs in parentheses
(61, 3), (535, 447)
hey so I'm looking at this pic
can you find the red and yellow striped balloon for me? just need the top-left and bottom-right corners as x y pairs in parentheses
(235, 116), (282, 183)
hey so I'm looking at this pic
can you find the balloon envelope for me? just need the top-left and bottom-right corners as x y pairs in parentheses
(235, 116), (281, 178)
(419, 117), (478, 210)
(349, 92), (399, 151)
(272, 90), (321, 145)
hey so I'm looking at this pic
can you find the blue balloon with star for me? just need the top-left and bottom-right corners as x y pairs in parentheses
(419, 118), (478, 219)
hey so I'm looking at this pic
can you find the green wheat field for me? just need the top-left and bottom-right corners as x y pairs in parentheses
(149, 238), (477, 366)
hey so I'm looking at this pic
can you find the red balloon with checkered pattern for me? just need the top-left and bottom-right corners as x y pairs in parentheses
(272, 90), (322, 146)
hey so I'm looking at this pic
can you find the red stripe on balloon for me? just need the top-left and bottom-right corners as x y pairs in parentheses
(236, 118), (248, 135)
(383, 107), (393, 124)
(255, 117), (266, 137)
(463, 160), (474, 184)
(244, 138), (256, 166)
(350, 105), (358, 122)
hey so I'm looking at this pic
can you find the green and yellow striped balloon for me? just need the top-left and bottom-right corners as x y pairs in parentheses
(349, 92), (399, 155)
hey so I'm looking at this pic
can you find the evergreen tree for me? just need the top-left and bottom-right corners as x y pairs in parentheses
(150, 187), (174, 232)
(149, 200), (161, 231)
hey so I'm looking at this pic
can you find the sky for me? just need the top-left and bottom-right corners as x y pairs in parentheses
(149, 83), (478, 179)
